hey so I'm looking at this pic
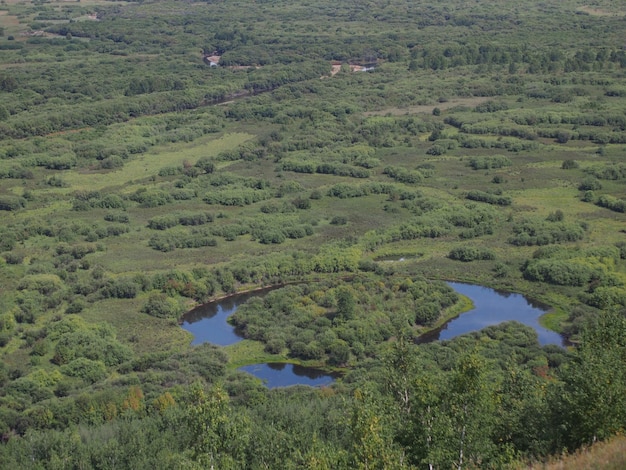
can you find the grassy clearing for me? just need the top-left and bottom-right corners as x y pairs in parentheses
(80, 297), (192, 354)
(525, 435), (626, 469)
(224, 340), (288, 368)
(62, 132), (255, 191)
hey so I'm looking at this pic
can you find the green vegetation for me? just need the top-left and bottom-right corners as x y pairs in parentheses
(1, 0), (626, 467)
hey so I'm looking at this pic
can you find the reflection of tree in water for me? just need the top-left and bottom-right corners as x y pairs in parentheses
(416, 282), (563, 347)
(264, 363), (340, 380)
(493, 288), (513, 299)
(181, 287), (278, 324)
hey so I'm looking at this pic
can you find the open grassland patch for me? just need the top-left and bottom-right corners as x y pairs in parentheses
(62, 132), (254, 191)
(576, 5), (626, 17)
(80, 297), (191, 354)
(224, 339), (288, 368)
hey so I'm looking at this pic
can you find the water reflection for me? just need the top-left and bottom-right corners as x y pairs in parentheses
(416, 282), (564, 347)
(181, 287), (277, 346)
(238, 363), (338, 389)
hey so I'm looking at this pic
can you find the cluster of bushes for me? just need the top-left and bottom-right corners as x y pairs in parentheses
(0, 89), (208, 139)
(453, 134), (539, 152)
(148, 231), (218, 252)
(0, 166), (34, 180)
(148, 212), (214, 230)
(393, 217), (452, 240)
(467, 155), (512, 170)
(523, 259), (603, 286)
(448, 246), (496, 262)
(383, 166), (425, 184)
(203, 188), (272, 206)
(448, 121), (538, 141)
(55, 243), (96, 260)
(578, 176), (602, 191)
(0, 196), (26, 211)
(446, 205), (498, 239)
(254, 224), (313, 245)
(72, 191), (126, 211)
(49, 317), (132, 367)
(596, 195), (626, 213)
(325, 182), (416, 199)
(474, 101), (509, 113)
(142, 293), (185, 319)
(522, 245), (620, 287)
(466, 190), (512, 206)
(509, 218), (585, 246)
(129, 189), (173, 208)
(104, 212), (130, 223)
(585, 163), (626, 181)
(280, 160), (370, 178)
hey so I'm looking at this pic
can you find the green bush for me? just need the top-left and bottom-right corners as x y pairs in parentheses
(0, 196), (26, 211)
(466, 190), (512, 206)
(448, 246), (496, 262)
(468, 155), (511, 170)
(142, 293), (183, 319)
(60, 358), (107, 384)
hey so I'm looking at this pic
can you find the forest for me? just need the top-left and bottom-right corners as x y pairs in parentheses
(1, 0), (626, 467)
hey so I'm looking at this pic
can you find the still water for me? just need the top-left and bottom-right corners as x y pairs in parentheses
(416, 282), (564, 347)
(181, 281), (564, 387)
(238, 363), (338, 389)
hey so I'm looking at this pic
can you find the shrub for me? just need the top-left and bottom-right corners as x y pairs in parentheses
(3, 252), (24, 264)
(0, 196), (26, 211)
(523, 259), (600, 286)
(142, 293), (183, 319)
(578, 177), (602, 191)
(466, 190), (512, 206)
(448, 246), (496, 262)
(104, 212), (129, 223)
(468, 155), (511, 170)
(596, 195), (626, 213)
(148, 215), (179, 230)
(60, 358), (107, 384)
(291, 197), (311, 209)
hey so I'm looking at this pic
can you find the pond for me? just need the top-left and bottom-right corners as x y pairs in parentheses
(416, 282), (564, 347)
(181, 281), (565, 387)
(181, 287), (278, 346)
(237, 363), (338, 389)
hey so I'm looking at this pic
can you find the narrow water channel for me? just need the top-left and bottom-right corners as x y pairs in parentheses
(418, 282), (565, 347)
(180, 281), (565, 387)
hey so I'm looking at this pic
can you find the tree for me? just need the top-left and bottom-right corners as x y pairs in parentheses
(349, 389), (407, 469)
(336, 286), (356, 321)
(184, 382), (250, 468)
(405, 353), (501, 469)
(557, 309), (626, 448)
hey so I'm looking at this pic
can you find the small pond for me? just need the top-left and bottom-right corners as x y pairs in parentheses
(181, 281), (565, 388)
(237, 363), (338, 389)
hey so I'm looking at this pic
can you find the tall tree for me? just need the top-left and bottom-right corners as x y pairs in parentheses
(557, 309), (626, 448)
